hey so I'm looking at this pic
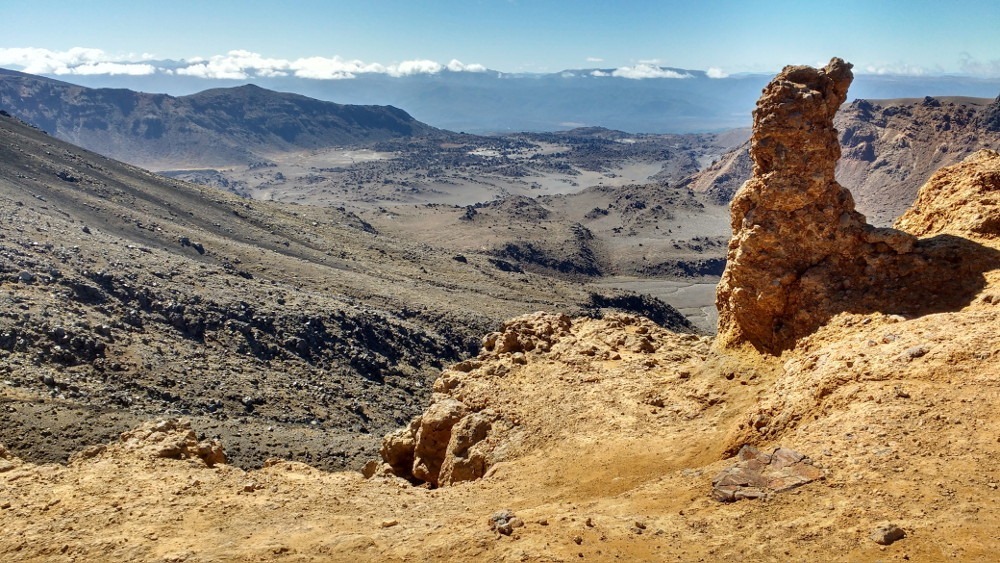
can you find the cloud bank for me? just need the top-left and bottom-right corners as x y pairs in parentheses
(591, 63), (692, 80)
(860, 62), (933, 76)
(0, 48), (489, 80)
(0, 47), (156, 75)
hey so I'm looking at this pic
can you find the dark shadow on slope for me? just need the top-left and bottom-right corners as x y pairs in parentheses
(776, 233), (1000, 351)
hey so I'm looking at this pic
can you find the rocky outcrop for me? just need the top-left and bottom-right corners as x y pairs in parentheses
(70, 419), (226, 467)
(376, 390), (497, 487)
(716, 58), (1000, 354)
(711, 445), (822, 502)
(980, 94), (1000, 132)
(375, 315), (572, 487)
(375, 311), (714, 487)
(895, 149), (1000, 238)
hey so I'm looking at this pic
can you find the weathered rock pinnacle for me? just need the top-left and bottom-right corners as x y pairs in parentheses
(715, 58), (997, 354)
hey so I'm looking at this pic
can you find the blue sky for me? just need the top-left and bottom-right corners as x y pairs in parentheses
(2, 0), (1000, 77)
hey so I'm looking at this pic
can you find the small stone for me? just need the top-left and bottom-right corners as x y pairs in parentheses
(489, 509), (517, 536)
(870, 523), (906, 545)
(380, 519), (399, 528)
(572, 535), (583, 545)
(901, 345), (929, 360)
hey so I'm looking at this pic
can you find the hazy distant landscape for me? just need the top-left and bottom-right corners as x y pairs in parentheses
(24, 63), (1000, 134)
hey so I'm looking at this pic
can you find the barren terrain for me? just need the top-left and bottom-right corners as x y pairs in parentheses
(0, 112), (695, 472)
(2, 62), (999, 563)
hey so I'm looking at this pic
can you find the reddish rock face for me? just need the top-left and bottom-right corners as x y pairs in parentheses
(716, 58), (999, 354)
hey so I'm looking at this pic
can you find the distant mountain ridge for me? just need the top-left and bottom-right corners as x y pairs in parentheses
(20, 63), (1000, 135)
(0, 68), (439, 169)
(684, 94), (1000, 226)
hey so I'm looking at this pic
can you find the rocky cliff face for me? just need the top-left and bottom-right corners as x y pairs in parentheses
(716, 59), (999, 354)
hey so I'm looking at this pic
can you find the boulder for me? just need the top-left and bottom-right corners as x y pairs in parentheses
(870, 522), (906, 545)
(411, 396), (468, 485)
(438, 412), (492, 485)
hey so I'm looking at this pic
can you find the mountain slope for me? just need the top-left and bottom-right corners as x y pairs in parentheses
(0, 68), (439, 169)
(0, 111), (691, 472)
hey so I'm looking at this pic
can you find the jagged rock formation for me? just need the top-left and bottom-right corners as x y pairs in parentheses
(377, 312), (712, 486)
(836, 94), (1000, 224)
(716, 58), (1000, 354)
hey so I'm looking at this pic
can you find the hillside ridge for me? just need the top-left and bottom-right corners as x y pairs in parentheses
(0, 67), (439, 170)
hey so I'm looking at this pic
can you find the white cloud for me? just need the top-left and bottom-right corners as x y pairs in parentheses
(62, 62), (156, 76)
(861, 63), (930, 76)
(561, 71), (576, 78)
(176, 49), (291, 80)
(446, 59), (486, 72)
(0, 46), (489, 80)
(958, 53), (1000, 77)
(586, 57), (603, 63)
(387, 59), (443, 77)
(590, 70), (610, 77)
(706, 67), (728, 79)
(173, 52), (484, 80)
(611, 63), (691, 79)
(290, 56), (382, 79)
(0, 47), (159, 76)
(0, 47), (106, 74)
